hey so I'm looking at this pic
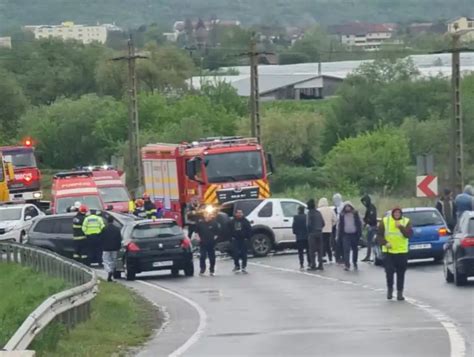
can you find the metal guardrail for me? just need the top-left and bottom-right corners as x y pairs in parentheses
(0, 243), (98, 351)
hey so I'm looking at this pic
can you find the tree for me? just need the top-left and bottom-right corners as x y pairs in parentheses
(324, 128), (410, 192)
(0, 69), (28, 140)
(19, 95), (127, 168)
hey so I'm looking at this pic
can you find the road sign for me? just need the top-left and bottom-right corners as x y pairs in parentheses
(417, 175), (438, 197)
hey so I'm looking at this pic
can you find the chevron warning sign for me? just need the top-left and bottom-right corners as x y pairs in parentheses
(416, 175), (438, 198)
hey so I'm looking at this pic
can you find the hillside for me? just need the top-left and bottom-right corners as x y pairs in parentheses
(0, 0), (473, 32)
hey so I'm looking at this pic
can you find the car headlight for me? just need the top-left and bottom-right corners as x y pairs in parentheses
(33, 192), (42, 199)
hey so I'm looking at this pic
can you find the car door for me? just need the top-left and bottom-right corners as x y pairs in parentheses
(279, 200), (305, 242)
(51, 217), (75, 258)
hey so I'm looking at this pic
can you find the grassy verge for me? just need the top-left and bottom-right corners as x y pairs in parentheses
(0, 263), (158, 355)
(33, 281), (158, 356)
(0, 263), (69, 346)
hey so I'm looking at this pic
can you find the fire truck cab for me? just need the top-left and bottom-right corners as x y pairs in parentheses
(0, 142), (43, 203)
(87, 166), (131, 213)
(51, 171), (104, 214)
(142, 137), (272, 225)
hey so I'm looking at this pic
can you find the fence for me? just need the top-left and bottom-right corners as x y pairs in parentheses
(0, 242), (98, 351)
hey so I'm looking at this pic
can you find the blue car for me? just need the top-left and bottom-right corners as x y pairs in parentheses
(374, 207), (450, 265)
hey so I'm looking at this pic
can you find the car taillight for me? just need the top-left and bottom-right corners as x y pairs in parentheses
(461, 237), (474, 248)
(127, 242), (140, 252)
(438, 227), (448, 236)
(181, 238), (191, 249)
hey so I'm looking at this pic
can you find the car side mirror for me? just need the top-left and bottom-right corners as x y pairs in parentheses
(25, 215), (32, 221)
(186, 158), (204, 184)
(266, 153), (275, 175)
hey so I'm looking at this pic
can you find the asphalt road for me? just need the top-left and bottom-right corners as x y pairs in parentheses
(122, 250), (473, 357)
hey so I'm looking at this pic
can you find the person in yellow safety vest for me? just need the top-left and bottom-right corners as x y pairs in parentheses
(377, 207), (413, 301)
(72, 204), (89, 265)
(128, 200), (135, 214)
(82, 209), (105, 266)
(143, 193), (157, 219)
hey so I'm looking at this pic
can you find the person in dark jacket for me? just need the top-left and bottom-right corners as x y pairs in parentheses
(361, 194), (378, 262)
(229, 209), (252, 273)
(307, 199), (325, 271)
(196, 213), (220, 276)
(293, 205), (310, 270)
(72, 205), (89, 265)
(338, 202), (362, 271)
(101, 215), (122, 282)
(454, 185), (474, 219)
(436, 188), (457, 231)
(186, 200), (201, 239)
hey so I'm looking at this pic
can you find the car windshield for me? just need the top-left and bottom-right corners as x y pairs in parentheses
(98, 187), (130, 203)
(56, 196), (102, 214)
(204, 151), (264, 183)
(0, 208), (22, 221)
(403, 210), (445, 227)
(132, 222), (182, 239)
(4, 150), (36, 168)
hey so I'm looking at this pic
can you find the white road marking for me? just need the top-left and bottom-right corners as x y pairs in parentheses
(137, 280), (207, 357)
(249, 262), (467, 357)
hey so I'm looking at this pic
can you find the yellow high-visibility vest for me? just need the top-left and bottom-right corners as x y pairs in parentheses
(382, 216), (410, 254)
(82, 215), (105, 235)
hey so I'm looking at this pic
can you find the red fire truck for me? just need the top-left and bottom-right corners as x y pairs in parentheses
(88, 166), (131, 213)
(51, 171), (105, 214)
(142, 137), (273, 225)
(0, 139), (43, 203)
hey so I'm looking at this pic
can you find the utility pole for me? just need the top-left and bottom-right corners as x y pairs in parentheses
(242, 34), (273, 143)
(111, 35), (148, 194)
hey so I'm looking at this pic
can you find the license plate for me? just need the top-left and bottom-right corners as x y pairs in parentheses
(410, 244), (432, 250)
(153, 261), (173, 267)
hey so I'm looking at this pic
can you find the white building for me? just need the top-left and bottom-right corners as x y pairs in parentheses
(447, 17), (474, 42)
(24, 22), (109, 44)
(0, 37), (12, 49)
(328, 22), (395, 51)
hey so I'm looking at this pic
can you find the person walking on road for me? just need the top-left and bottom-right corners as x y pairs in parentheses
(230, 209), (252, 273)
(436, 188), (457, 231)
(196, 212), (220, 276)
(454, 185), (474, 219)
(72, 204), (89, 265)
(338, 202), (362, 271)
(307, 199), (325, 271)
(101, 215), (122, 282)
(361, 194), (378, 262)
(318, 198), (337, 263)
(377, 207), (413, 301)
(293, 205), (310, 270)
(82, 209), (105, 265)
(333, 193), (344, 264)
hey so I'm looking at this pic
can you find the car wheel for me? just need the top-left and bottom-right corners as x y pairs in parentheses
(124, 260), (136, 281)
(251, 233), (272, 257)
(444, 254), (454, 283)
(454, 262), (467, 286)
(184, 260), (194, 277)
(19, 231), (25, 244)
(171, 267), (180, 277)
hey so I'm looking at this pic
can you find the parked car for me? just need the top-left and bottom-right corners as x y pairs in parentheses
(220, 198), (306, 257)
(116, 219), (194, 280)
(26, 211), (140, 261)
(374, 207), (449, 266)
(444, 211), (474, 286)
(0, 203), (44, 243)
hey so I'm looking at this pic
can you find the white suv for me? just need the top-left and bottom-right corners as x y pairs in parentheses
(0, 204), (44, 243)
(220, 198), (306, 256)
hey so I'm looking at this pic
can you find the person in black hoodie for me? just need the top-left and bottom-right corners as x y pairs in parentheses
(196, 213), (220, 276)
(361, 194), (378, 262)
(101, 215), (122, 282)
(307, 199), (325, 271)
(293, 205), (309, 270)
(229, 209), (252, 273)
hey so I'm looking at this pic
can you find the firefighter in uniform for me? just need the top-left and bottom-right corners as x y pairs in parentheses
(133, 199), (147, 218)
(143, 193), (157, 219)
(82, 209), (105, 265)
(72, 205), (89, 265)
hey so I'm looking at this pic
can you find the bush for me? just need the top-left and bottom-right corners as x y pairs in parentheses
(324, 128), (410, 193)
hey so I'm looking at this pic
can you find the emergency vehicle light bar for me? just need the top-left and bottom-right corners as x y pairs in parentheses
(54, 171), (93, 179)
(190, 136), (258, 148)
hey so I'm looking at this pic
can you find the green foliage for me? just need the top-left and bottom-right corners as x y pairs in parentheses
(0, 69), (28, 140)
(324, 128), (410, 192)
(20, 94), (127, 169)
(279, 52), (311, 65)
